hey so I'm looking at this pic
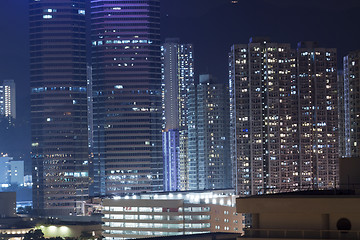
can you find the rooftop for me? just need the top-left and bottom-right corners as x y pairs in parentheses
(238, 189), (360, 199)
(136, 232), (242, 240)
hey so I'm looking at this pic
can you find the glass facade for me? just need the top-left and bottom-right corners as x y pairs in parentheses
(29, 0), (89, 215)
(90, 0), (163, 196)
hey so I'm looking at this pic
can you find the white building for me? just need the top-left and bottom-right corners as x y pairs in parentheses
(0, 155), (24, 187)
(9, 161), (24, 185)
(102, 190), (243, 240)
(0, 80), (16, 121)
(0, 155), (11, 187)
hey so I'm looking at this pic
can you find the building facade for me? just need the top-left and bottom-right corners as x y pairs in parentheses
(229, 38), (338, 196)
(229, 38), (297, 196)
(338, 70), (348, 158)
(237, 190), (360, 239)
(162, 129), (180, 191)
(341, 50), (360, 157)
(90, 0), (163, 196)
(0, 80), (16, 122)
(0, 155), (25, 187)
(162, 39), (194, 191)
(0, 155), (11, 187)
(188, 74), (231, 190)
(30, 0), (89, 215)
(296, 42), (338, 189)
(9, 160), (24, 186)
(102, 190), (243, 240)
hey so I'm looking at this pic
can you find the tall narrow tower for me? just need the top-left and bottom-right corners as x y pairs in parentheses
(297, 42), (338, 189)
(229, 38), (297, 196)
(0, 80), (16, 121)
(90, 0), (163, 196)
(30, 0), (89, 216)
(341, 50), (360, 157)
(187, 74), (231, 190)
(162, 39), (194, 191)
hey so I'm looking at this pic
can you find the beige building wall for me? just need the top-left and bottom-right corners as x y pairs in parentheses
(237, 194), (360, 239)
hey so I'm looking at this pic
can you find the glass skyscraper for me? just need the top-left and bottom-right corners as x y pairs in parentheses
(90, 0), (163, 196)
(30, 0), (89, 215)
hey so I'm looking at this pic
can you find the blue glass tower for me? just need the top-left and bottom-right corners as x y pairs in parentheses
(30, 0), (89, 215)
(90, 0), (163, 196)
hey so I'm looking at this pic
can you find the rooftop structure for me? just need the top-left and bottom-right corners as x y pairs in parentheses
(102, 189), (243, 239)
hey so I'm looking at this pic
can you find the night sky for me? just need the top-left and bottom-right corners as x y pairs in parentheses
(0, 0), (359, 159)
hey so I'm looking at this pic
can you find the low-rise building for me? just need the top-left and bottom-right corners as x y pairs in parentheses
(137, 232), (242, 240)
(237, 190), (360, 239)
(102, 190), (243, 239)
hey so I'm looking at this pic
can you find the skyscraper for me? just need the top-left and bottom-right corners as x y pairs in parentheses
(0, 80), (16, 122)
(296, 42), (338, 189)
(161, 39), (194, 191)
(229, 38), (297, 196)
(90, 0), (163, 196)
(229, 38), (338, 196)
(30, 0), (89, 215)
(341, 50), (360, 157)
(188, 74), (231, 190)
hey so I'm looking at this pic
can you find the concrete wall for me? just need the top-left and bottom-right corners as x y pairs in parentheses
(0, 192), (16, 217)
(237, 196), (360, 231)
(339, 157), (360, 189)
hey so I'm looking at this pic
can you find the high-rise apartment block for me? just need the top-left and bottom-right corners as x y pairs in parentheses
(30, 0), (89, 215)
(229, 38), (338, 196)
(188, 74), (231, 190)
(296, 42), (338, 190)
(162, 39), (194, 190)
(0, 80), (16, 121)
(90, 0), (163, 196)
(340, 50), (360, 157)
